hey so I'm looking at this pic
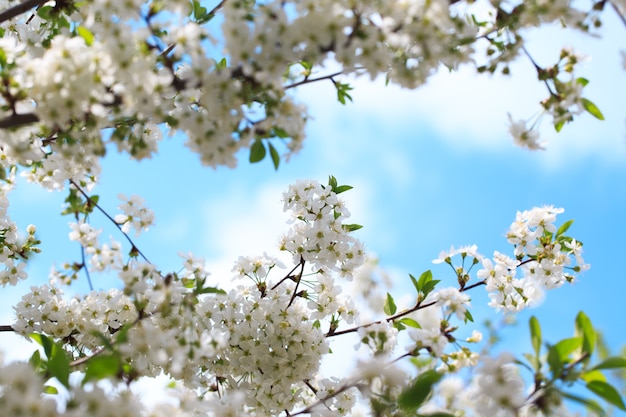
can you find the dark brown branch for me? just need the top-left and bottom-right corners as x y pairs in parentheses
(284, 70), (346, 90)
(0, 0), (46, 24)
(0, 112), (40, 129)
(0, 325), (14, 332)
(326, 280), (487, 338)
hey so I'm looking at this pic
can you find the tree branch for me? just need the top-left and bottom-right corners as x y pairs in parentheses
(0, 325), (14, 332)
(0, 0), (46, 24)
(68, 179), (152, 265)
(0, 112), (40, 129)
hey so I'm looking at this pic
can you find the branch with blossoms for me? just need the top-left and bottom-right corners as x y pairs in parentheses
(0, 175), (624, 417)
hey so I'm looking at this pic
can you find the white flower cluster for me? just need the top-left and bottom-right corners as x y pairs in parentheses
(198, 288), (329, 413)
(471, 353), (526, 417)
(13, 285), (138, 347)
(281, 179), (366, 278)
(478, 206), (589, 312)
(0, 0), (606, 179)
(114, 193), (155, 237)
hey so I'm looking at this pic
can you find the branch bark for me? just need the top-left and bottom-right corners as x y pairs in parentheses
(0, 0), (46, 24)
(0, 112), (40, 129)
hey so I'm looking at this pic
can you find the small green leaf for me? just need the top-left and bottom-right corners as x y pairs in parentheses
(529, 316), (542, 357)
(334, 185), (353, 194)
(76, 26), (94, 46)
(576, 77), (590, 87)
(555, 220), (574, 238)
(30, 333), (54, 359)
(83, 354), (122, 384)
(48, 345), (70, 389)
(416, 270), (433, 292)
(399, 318), (421, 329)
(342, 223), (363, 232)
(268, 142), (280, 170)
(592, 356), (626, 371)
(575, 311), (596, 358)
(581, 98), (604, 120)
(554, 119), (566, 132)
(409, 273), (420, 293)
(398, 370), (443, 411)
(464, 309), (474, 323)
(249, 139), (266, 163)
(215, 57), (227, 70)
(43, 385), (59, 394)
(0, 48), (7, 67)
(581, 370), (607, 383)
(383, 293), (397, 316)
(555, 337), (583, 359)
(198, 286), (227, 295)
(421, 280), (440, 298)
(586, 381), (626, 410)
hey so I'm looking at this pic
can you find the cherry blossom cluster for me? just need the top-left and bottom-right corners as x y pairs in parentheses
(280, 179), (366, 278)
(479, 206), (589, 312)
(0, 172), (40, 287)
(0, 0), (618, 178)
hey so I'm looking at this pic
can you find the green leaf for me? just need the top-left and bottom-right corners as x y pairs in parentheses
(547, 337), (582, 377)
(554, 119), (566, 132)
(37, 5), (53, 19)
(575, 311), (596, 358)
(581, 98), (605, 120)
(421, 280), (441, 298)
(409, 273), (420, 293)
(555, 337), (583, 359)
(398, 370), (443, 411)
(215, 57), (227, 70)
(249, 139), (266, 163)
(268, 142), (280, 170)
(586, 381), (626, 410)
(416, 270), (433, 292)
(464, 309), (474, 323)
(555, 220), (574, 238)
(383, 293), (397, 316)
(198, 286), (226, 295)
(48, 344), (70, 389)
(592, 356), (626, 371)
(335, 82), (353, 105)
(30, 333), (54, 359)
(83, 354), (122, 384)
(76, 26), (94, 46)
(0, 47), (7, 67)
(529, 316), (542, 357)
(43, 385), (59, 394)
(560, 391), (606, 417)
(342, 223), (363, 232)
(398, 317), (421, 329)
(576, 77), (590, 87)
(334, 185), (353, 194)
(581, 369), (607, 383)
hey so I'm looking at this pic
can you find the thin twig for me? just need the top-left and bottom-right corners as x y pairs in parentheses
(0, 325), (14, 332)
(80, 245), (94, 291)
(0, 0), (46, 24)
(609, 0), (626, 28)
(326, 280), (487, 338)
(284, 70), (346, 90)
(68, 179), (152, 265)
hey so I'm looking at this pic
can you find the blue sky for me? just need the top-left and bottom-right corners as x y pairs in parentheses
(1, 14), (625, 410)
